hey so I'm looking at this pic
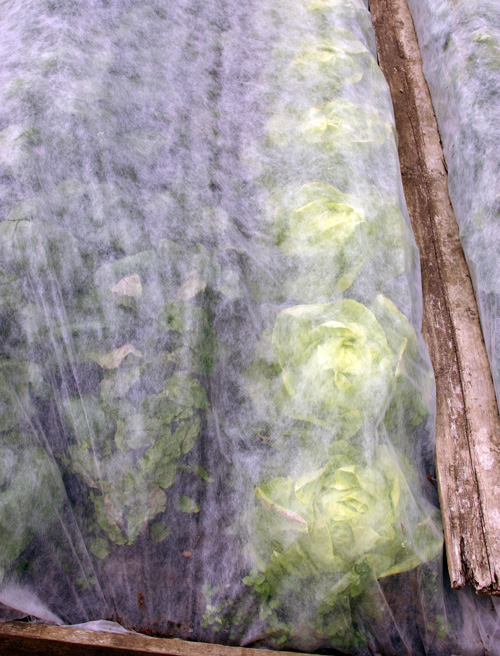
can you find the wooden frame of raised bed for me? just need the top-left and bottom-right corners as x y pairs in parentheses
(1, 0), (499, 653)
(0, 622), (315, 656)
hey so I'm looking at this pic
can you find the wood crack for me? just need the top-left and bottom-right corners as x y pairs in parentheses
(402, 71), (495, 588)
(370, 0), (500, 595)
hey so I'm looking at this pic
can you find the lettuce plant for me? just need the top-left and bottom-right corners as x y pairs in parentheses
(267, 99), (394, 151)
(60, 258), (212, 548)
(243, 443), (442, 648)
(274, 182), (369, 296)
(247, 295), (419, 439)
(0, 433), (63, 583)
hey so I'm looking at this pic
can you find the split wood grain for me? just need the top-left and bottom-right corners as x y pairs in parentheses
(369, 0), (500, 594)
(0, 622), (315, 656)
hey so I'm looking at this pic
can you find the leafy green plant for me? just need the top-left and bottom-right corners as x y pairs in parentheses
(0, 433), (63, 582)
(243, 443), (442, 647)
(48, 244), (214, 547)
(62, 367), (209, 547)
(247, 295), (421, 438)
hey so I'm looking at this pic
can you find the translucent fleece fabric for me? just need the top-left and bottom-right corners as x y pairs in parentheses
(0, 0), (499, 653)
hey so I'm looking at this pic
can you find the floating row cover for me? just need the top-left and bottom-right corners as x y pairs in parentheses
(406, 0), (500, 408)
(0, 0), (498, 653)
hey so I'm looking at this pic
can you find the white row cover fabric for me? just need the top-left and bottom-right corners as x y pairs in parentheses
(406, 0), (500, 406)
(0, 0), (498, 653)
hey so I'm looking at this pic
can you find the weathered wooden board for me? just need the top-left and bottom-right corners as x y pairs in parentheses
(0, 622), (314, 656)
(370, 0), (500, 594)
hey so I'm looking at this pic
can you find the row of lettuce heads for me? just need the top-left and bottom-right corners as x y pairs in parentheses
(211, 1), (444, 649)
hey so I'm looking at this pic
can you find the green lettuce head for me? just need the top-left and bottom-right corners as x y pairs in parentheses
(58, 242), (213, 550)
(271, 298), (401, 436)
(287, 38), (374, 95)
(62, 370), (209, 548)
(267, 99), (393, 150)
(0, 434), (63, 581)
(242, 445), (443, 647)
(257, 184), (413, 307)
(272, 183), (369, 297)
(246, 296), (429, 444)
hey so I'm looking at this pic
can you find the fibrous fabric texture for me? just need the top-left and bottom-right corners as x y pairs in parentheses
(0, 0), (498, 653)
(406, 0), (500, 406)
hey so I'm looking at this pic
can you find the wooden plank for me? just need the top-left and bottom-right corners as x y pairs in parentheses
(369, 0), (500, 594)
(0, 622), (314, 656)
